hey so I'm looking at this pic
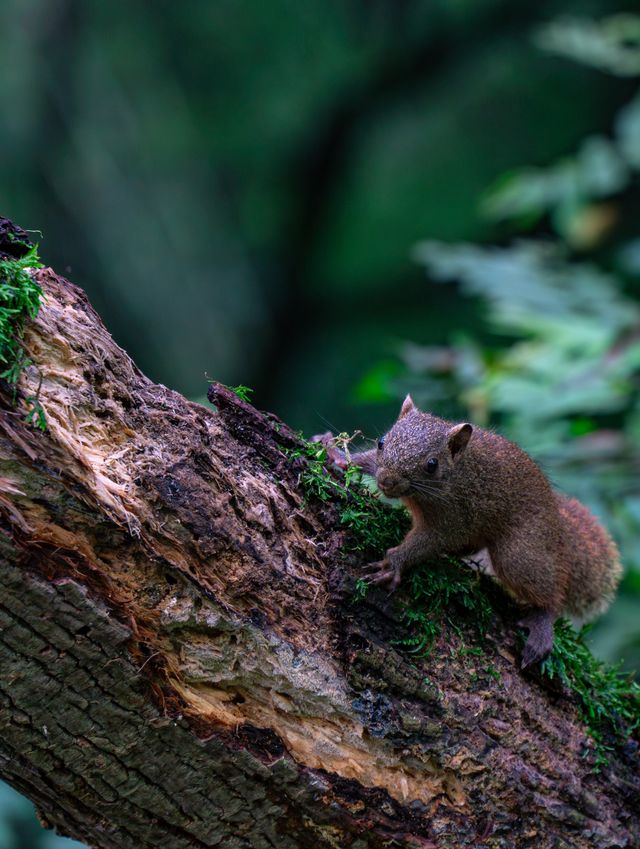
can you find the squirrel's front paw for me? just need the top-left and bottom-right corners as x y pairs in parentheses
(362, 559), (403, 592)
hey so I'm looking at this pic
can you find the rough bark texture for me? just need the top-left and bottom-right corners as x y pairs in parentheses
(0, 248), (639, 848)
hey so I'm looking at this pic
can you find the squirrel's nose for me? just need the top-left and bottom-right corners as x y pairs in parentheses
(377, 471), (408, 496)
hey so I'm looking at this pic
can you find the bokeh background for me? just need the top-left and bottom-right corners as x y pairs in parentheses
(2, 1), (640, 846)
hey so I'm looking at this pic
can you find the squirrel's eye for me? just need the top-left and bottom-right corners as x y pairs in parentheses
(377, 435), (385, 450)
(426, 458), (438, 474)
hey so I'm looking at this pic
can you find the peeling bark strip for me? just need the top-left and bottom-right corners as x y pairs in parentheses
(0, 260), (638, 849)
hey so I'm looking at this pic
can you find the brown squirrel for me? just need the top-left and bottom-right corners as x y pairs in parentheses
(320, 395), (622, 667)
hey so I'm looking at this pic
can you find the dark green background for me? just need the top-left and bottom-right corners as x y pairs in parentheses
(2, 0), (627, 436)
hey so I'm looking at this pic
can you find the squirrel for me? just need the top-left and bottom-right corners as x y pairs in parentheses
(318, 395), (622, 667)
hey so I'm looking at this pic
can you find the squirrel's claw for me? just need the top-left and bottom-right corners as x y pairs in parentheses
(362, 560), (403, 592)
(386, 568), (403, 593)
(362, 560), (390, 581)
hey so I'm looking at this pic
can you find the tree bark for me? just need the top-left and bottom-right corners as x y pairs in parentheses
(0, 247), (638, 848)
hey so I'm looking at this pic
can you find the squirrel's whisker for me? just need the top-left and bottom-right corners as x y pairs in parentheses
(409, 481), (449, 503)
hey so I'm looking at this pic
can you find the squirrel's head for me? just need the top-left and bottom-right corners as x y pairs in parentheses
(375, 394), (473, 500)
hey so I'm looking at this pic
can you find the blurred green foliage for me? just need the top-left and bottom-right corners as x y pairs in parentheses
(359, 12), (640, 672)
(2, 1), (640, 845)
(1, 0), (631, 431)
(0, 244), (43, 385)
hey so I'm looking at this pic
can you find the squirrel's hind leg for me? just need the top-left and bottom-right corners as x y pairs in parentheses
(518, 609), (555, 668)
(488, 529), (563, 668)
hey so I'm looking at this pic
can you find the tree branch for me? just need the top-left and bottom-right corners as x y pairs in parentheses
(0, 243), (638, 848)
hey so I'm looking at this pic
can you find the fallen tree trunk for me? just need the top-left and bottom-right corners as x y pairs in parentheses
(0, 224), (638, 849)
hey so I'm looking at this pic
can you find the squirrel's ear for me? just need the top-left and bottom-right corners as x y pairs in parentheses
(448, 423), (473, 459)
(398, 394), (416, 419)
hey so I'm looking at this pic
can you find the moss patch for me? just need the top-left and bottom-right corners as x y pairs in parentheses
(542, 620), (640, 767)
(224, 383), (254, 403)
(286, 437), (410, 556)
(398, 559), (494, 655)
(0, 242), (45, 426)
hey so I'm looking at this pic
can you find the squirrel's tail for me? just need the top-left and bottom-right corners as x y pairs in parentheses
(556, 494), (623, 621)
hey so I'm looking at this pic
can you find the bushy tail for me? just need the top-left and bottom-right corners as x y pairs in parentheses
(556, 494), (622, 620)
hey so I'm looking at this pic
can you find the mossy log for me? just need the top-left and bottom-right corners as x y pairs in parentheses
(0, 240), (639, 848)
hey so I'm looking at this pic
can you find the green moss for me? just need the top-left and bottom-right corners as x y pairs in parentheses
(286, 437), (409, 555)
(0, 243), (45, 428)
(352, 578), (371, 603)
(224, 383), (254, 402)
(542, 620), (640, 767)
(397, 558), (494, 655)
